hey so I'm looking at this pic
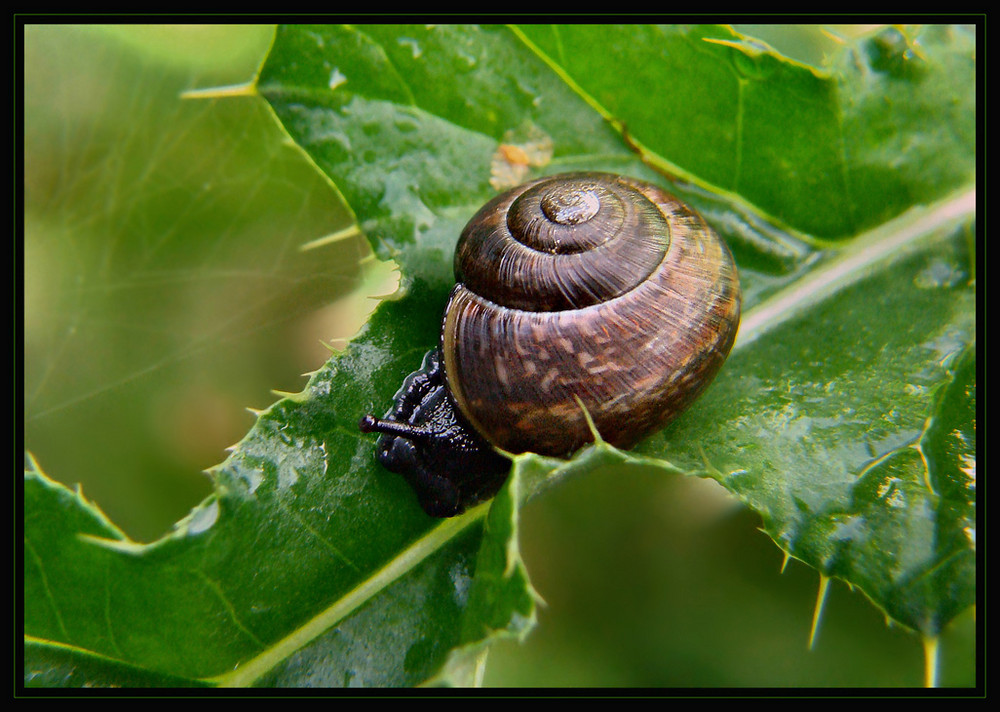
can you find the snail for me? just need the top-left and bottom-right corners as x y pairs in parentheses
(360, 172), (741, 517)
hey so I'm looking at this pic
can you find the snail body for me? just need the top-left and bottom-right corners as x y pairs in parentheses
(361, 172), (741, 517)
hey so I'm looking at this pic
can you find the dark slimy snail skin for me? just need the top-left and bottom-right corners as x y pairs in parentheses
(360, 172), (741, 517)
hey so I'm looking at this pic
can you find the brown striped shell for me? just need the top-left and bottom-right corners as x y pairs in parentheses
(441, 172), (741, 456)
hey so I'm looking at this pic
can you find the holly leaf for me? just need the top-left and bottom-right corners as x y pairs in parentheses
(23, 24), (975, 688)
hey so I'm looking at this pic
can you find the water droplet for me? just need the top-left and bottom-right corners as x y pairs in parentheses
(541, 187), (600, 225)
(723, 38), (779, 81)
(914, 259), (964, 289)
(188, 499), (219, 534)
(328, 67), (347, 91)
(397, 37), (422, 59)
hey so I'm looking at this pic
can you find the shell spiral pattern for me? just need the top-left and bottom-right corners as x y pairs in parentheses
(441, 172), (741, 456)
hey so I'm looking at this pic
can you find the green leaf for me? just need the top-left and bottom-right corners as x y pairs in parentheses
(517, 24), (975, 239)
(23, 23), (975, 687)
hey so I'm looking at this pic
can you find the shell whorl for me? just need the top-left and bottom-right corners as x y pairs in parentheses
(455, 173), (672, 311)
(443, 172), (741, 456)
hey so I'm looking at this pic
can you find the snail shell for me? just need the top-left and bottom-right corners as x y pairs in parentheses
(360, 171), (741, 516)
(440, 171), (741, 456)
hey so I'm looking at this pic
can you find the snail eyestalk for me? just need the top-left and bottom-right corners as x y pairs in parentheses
(359, 414), (434, 442)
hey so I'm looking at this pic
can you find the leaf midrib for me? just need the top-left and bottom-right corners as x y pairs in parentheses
(207, 501), (489, 687)
(735, 187), (976, 352)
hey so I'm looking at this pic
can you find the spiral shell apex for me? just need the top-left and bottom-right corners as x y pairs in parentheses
(442, 171), (741, 456)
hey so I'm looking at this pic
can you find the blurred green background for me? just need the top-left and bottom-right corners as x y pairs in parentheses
(22, 24), (974, 687)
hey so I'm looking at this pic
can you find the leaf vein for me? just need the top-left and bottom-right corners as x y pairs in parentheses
(24, 537), (70, 641)
(191, 568), (266, 649)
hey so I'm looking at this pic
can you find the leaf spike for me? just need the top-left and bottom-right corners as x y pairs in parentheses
(180, 81), (257, 100)
(779, 550), (791, 574)
(808, 574), (831, 650)
(573, 394), (605, 445)
(819, 27), (847, 45)
(299, 225), (362, 252)
(922, 634), (940, 688)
